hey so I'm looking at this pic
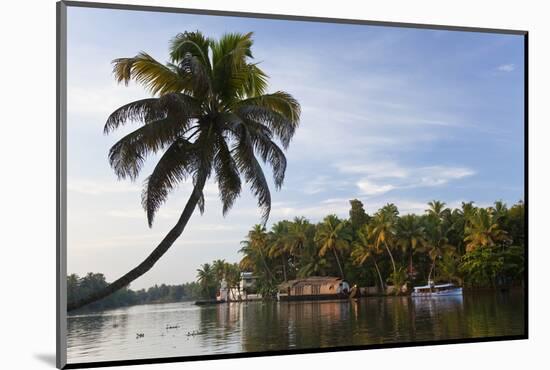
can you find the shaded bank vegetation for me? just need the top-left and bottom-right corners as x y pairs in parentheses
(237, 199), (525, 297)
(67, 273), (201, 311)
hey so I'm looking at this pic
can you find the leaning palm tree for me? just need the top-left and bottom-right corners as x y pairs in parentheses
(286, 216), (313, 273)
(369, 208), (398, 277)
(67, 31), (300, 311)
(424, 222), (455, 284)
(268, 221), (290, 281)
(351, 225), (385, 291)
(242, 224), (274, 281)
(314, 215), (352, 278)
(396, 214), (426, 276)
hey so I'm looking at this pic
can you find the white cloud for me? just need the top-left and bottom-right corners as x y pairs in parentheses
(336, 162), (409, 179)
(415, 166), (476, 186)
(336, 161), (475, 196)
(497, 64), (515, 72)
(357, 179), (396, 196)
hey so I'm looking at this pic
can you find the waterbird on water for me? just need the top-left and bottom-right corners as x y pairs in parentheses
(186, 330), (203, 337)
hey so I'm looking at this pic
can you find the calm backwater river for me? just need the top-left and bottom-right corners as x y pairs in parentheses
(67, 290), (524, 364)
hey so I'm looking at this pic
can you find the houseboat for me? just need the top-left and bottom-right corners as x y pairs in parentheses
(277, 277), (351, 301)
(411, 282), (463, 297)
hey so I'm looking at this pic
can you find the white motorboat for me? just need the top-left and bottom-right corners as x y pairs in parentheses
(411, 282), (463, 297)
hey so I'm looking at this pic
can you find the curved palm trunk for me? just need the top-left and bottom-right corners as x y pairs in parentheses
(427, 257), (437, 286)
(281, 255), (287, 281)
(259, 249), (274, 282)
(67, 178), (206, 311)
(333, 249), (345, 279)
(384, 242), (397, 274)
(373, 259), (385, 293)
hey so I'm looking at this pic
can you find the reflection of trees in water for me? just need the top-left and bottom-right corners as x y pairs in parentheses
(196, 292), (523, 354)
(67, 312), (130, 352)
(241, 302), (292, 351)
(462, 290), (524, 338)
(196, 303), (241, 349)
(410, 296), (465, 341)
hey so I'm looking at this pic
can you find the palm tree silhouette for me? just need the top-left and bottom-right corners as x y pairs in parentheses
(68, 31), (300, 311)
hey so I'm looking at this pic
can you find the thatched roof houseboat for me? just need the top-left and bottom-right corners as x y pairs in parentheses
(277, 276), (351, 301)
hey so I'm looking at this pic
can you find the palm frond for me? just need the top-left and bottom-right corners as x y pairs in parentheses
(233, 126), (271, 223)
(112, 52), (189, 96)
(108, 116), (188, 180)
(169, 31), (212, 68)
(211, 32), (266, 103)
(214, 135), (242, 215)
(141, 139), (198, 226)
(237, 92), (300, 148)
(242, 63), (268, 98)
(104, 98), (164, 134)
(243, 118), (287, 188)
(105, 93), (197, 134)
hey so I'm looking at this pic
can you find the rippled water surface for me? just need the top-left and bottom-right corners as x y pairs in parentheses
(67, 290), (525, 364)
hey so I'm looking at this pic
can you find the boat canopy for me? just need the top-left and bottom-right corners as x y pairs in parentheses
(278, 276), (347, 293)
(413, 283), (457, 291)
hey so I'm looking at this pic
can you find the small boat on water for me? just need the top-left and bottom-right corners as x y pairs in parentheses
(411, 282), (463, 297)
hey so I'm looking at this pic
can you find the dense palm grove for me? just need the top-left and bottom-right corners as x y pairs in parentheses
(196, 199), (524, 298)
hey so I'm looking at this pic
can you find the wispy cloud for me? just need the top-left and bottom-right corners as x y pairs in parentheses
(302, 175), (350, 195)
(357, 180), (396, 196)
(497, 63), (515, 72)
(336, 161), (476, 196)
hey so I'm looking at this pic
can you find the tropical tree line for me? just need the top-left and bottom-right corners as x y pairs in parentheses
(196, 260), (243, 299)
(67, 273), (202, 311)
(238, 199), (525, 296)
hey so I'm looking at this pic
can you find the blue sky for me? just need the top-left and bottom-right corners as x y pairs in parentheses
(66, 7), (524, 289)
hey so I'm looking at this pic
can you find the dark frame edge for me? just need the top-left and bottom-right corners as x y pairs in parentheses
(523, 32), (530, 339)
(61, 0), (527, 35)
(64, 334), (527, 369)
(57, 1), (68, 369)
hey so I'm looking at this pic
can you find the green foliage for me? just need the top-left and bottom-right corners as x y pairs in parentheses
(314, 215), (353, 278)
(196, 263), (217, 298)
(67, 273), (200, 311)
(349, 199), (370, 232)
(236, 199), (525, 292)
(107, 31), (301, 226)
(389, 266), (408, 295)
(437, 253), (463, 285)
(460, 247), (504, 287)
